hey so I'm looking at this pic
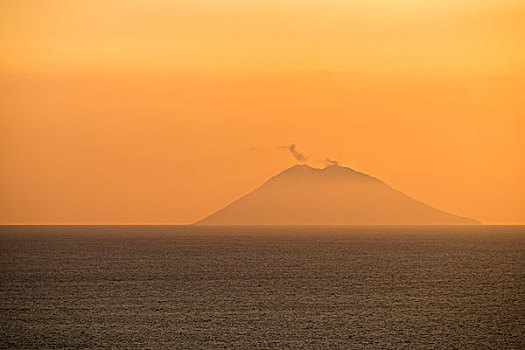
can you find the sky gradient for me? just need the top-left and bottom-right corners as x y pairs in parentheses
(1, 0), (524, 224)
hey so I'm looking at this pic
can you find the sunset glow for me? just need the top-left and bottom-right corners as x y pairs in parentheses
(1, 0), (524, 224)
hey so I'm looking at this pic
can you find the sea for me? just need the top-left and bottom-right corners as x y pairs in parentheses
(0, 225), (523, 349)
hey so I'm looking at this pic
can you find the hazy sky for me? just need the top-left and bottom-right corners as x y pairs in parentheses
(1, 0), (524, 224)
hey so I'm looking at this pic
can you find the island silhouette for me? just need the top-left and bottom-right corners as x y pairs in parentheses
(195, 164), (480, 225)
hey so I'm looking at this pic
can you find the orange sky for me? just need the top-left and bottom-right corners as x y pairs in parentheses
(1, 0), (524, 224)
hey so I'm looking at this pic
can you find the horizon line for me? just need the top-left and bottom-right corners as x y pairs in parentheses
(3, 224), (525, 227)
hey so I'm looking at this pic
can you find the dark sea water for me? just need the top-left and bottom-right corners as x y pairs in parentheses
(0, 225), (523, 349)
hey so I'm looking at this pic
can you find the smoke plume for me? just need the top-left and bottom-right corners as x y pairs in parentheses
(287, 144), (308, 162)
(325, 158), (340, 166)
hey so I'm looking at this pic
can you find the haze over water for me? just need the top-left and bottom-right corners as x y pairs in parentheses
(1, 225), (523, 349)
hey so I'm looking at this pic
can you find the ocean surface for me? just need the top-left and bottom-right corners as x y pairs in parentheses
(0, 225), (523, 349)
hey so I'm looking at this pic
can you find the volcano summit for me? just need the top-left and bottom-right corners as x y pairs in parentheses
(196, 164), (480, 225)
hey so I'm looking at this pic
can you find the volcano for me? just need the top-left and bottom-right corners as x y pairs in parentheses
(195, 164), (480, 225)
